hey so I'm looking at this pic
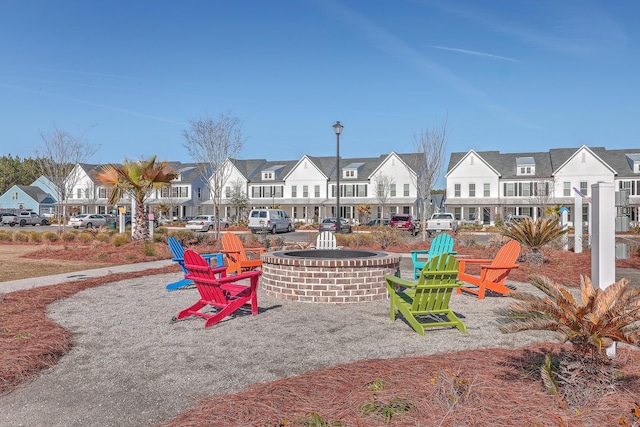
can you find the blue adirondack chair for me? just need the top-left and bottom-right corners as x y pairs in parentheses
(166, 236), (224, 291)
(410, 233), (455, 279)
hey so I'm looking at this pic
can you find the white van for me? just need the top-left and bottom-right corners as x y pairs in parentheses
(248, 209), (294, 234)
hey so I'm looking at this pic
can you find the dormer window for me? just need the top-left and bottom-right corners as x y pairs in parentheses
(343, 162), (364, 179)
(626, 154), (640, 174)
(261, 165), (285, 181)
(516, 157), (535, 176)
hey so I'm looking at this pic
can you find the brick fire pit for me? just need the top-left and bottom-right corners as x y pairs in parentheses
(260, 249), (401, 303)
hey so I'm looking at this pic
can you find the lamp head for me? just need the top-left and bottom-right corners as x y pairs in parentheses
(333, 121), (344, 136)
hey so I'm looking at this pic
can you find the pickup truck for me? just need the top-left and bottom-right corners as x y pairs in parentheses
(425, 212), (458, 236)
(2, 211), (50, 227)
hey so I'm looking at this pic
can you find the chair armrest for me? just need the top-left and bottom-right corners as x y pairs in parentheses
(411, 250), (430, 254)
(384, 274), (418, 289)
(481, 264), (519, 270)
(245, 247), (266, 254)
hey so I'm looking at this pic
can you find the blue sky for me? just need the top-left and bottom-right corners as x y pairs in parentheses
(1, 0), (639, 173)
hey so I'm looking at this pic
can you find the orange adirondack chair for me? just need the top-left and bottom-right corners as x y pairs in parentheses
(174, 249), (262, 328)
(221, 233), (265, 275)
(456, 240), (521, 300)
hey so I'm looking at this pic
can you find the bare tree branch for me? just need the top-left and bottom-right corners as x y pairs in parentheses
(34, 124), (98, 230)
(412, 115), (448, 241)
(182, 111), (246, 237)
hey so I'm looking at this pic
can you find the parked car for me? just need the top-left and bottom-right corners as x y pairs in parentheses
(390, 214), (419, 235)
(68, 214), (108, 229)
(319, 217), (352, 233)
(365, 218), (390, 227)
(248, 209), (294, 234)
(505, 214), (530, 229)
(185, 215), (230, 232)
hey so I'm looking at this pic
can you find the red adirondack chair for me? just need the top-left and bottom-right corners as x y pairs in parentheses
(456, 240), (521, 300)
(174, 249), (262, 328)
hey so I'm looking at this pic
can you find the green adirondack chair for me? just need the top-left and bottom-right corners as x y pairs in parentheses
(410, 233), (456, 279)
(385, 253), (466, 336)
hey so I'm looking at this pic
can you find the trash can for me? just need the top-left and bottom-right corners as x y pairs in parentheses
(109, 220), (117, 230)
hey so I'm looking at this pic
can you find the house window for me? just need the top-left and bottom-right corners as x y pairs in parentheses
(12, 191), (18, 200)
(224, 187), (230, 198)
(403, 184), (409, 197)
(291, 185), (297, 198)
(469, 183), (475, 197)
(390, 184), (396, 197)
(314, 185), (320, 198)
(563, 182), (571, 197)
(198, 188), (202, 199)
(98, 188), (108, 198)
(76, 189), (82, 199)
(467, 207), (477, 221)
(483, 183), (490, 197)
(171, 187), (189, 198)
(302, 185), (309, 198)
(522, 183), (531, 197)
(262, 172), (273, 180)
(505, 183), (515, 197)
(454, 207), (461, 220)
(343, 170), (356, 178)
(161, 187), (170, 197)
(454, 184), (461, 197)
(580, 181), (588, 196)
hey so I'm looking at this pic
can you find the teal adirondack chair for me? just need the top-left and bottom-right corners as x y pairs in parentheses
(385, 253), (466, 336)
(410, 233), (455, 279)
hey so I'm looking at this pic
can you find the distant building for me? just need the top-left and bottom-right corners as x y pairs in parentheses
(0, 184), (56, 215)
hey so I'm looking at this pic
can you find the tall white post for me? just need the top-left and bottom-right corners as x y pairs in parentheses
(574, 195), (583, 253)
(591, 182), (615, 290)
(131, 199), (136, 238)
(560, 207), (569, 251)
(591, 182), (617, 358)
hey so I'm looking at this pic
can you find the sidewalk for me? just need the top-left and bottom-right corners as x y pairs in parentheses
(0, 259), (174, 293)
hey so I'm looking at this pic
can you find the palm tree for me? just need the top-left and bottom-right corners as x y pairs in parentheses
(96, 156), (177, 240)
(501, 216), (567, 265)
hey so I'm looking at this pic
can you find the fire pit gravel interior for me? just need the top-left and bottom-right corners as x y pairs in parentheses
(261, 249), (401, 304)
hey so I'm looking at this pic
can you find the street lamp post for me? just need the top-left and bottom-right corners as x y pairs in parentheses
(333, 121), (344, 233)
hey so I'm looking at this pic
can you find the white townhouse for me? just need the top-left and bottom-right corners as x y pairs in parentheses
(64, 162), (211, 220)
(219, 151), (423, 223)
(444, 145), (640, 226)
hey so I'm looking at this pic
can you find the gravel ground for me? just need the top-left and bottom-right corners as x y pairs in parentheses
(0, 261), (559, 427)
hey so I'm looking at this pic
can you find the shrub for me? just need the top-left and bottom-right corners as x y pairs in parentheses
(95, 232), (110, 242)
(168, 230), (196, 246)
(497, 275), (640, 407)
(77, 233), (93, 244)
(13, 231), (29, 242)
(28, 232), (41, 243)
(0, 231), (12, 241)
(41, 231), (59, 243)
(143, 242), (156, 256)
(501, 217), (568, 264)
(371, 228), (404, 249)
(111, 233), (131, 247)
(61, 232), (76, 242)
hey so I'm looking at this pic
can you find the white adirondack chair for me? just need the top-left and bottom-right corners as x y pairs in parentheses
(313, 231), (342, 249)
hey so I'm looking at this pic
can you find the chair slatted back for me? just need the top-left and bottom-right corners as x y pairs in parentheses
(412, 254), (460, 313)
(485, 240), (521, 285)
(183, 249), (230, 306)
(316, 231), (338, 249)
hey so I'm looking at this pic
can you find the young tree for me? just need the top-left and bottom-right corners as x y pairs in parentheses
(182, 111), (246, 237)
(227, 178), (249, 223)
(95, 156), (177, 241)
(412, 116), (448, 241)
(373, 173), (394, 220)
(34, 124), (97, 230)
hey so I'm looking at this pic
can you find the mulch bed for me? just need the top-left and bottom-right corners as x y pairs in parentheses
(2, 240), (640, 426)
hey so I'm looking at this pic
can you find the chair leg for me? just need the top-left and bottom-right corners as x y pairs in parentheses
(203, 297), (251, 328)
(176, 300), (207, 320)
(166, 278), (193, 291)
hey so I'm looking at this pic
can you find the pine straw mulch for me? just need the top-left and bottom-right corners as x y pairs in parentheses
(161, 344), (640, 427)
(2, 240), (640, 426)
